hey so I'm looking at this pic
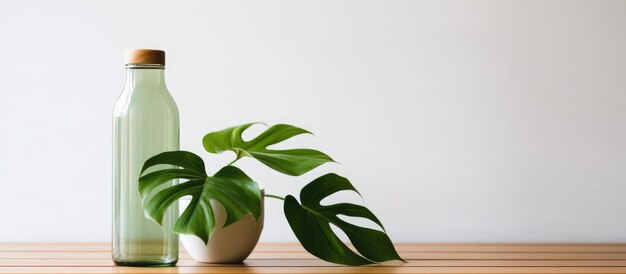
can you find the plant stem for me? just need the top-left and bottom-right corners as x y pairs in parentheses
(226, 158), (238, 166)
(265, 194), (285, 201)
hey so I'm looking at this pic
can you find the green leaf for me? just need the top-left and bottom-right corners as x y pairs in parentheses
(138, 151), (261, 244)
(173, 166), (261, 243)
(140, 150), (207, 175)
(284, 173), (405, 265)
(138, 169), (205, 202)
(202, 123), (334, 176)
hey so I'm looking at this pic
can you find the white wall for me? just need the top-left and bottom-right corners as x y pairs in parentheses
(1, 0), (625, 243)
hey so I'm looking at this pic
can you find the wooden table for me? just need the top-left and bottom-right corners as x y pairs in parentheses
(2, 243), (626, 273)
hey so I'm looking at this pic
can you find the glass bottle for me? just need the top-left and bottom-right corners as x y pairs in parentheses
(112, 49), (179, 266)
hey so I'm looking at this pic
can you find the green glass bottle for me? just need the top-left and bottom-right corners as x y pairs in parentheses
(112, 49), (179, 266)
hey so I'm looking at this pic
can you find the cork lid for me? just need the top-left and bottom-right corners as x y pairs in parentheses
(125, 49), (165, 65)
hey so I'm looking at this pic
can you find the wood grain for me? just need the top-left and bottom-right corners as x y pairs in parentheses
(124, 49), (165, 65)
(1, 243), (626, 274)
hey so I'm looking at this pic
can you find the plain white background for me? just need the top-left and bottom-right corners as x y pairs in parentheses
(0, 0), (625, 243)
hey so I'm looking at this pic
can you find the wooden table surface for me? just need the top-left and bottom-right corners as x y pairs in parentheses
(2, 243), (626, 273)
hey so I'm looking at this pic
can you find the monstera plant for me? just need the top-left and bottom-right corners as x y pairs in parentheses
(138, 123), (404, 265)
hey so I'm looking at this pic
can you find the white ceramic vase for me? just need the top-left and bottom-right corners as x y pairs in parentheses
(178, 191), (264, 263)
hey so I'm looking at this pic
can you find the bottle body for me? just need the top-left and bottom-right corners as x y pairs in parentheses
(113, 65), (179, 266)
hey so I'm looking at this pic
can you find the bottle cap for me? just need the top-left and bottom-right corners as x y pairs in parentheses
(125, 49), (165, 65)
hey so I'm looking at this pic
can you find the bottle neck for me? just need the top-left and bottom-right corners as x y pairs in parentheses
(125, 65), (166, 88)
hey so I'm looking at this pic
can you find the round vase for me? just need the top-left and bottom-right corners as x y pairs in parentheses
(178, 191), (264, 263)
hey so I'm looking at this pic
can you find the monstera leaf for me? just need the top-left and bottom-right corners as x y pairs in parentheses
(202, 123), (334, 176)
(138, 151), (261, 244)
(284, 173), (404, 265)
